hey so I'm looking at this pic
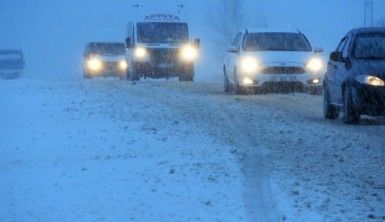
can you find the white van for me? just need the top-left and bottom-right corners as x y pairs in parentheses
(125, 14), (200, 82)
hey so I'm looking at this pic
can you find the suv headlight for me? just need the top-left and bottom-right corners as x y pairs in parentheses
(134, 47), (148, 59)
(240, 57), (261, 73)
(118, 60), (128, 70)
(355, 75), (385, 86)
(181, 44), (198, 62)
(87, 57), (103, 71)
(306, 57), (323, 73)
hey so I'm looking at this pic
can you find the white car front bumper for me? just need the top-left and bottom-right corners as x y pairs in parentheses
(238, 72), (323, 89)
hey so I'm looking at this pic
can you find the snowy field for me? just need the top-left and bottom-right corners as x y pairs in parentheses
(1, 78), (385, 221)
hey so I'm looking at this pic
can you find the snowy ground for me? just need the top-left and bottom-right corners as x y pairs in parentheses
(1, 78), (385, 222)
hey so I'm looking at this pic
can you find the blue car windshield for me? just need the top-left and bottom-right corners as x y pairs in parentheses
(354, 33), (385, 59)
(243, 33), (312, 52)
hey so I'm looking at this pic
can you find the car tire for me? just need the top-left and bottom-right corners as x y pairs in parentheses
(224, 67), (231, 93)
(309, 86), (323, 95)
(343, 87), (360, 124)
(233, 68), (247, 95)
(128, 68), (140, 81)
(323, 86), (339, 119)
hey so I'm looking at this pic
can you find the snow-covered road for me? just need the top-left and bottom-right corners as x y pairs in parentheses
(1, 79), (385, 222)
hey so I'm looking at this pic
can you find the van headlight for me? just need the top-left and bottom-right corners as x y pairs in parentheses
(306, 57), (323, 73)
(181, 44), (198, 62)
(118, 60), (128, 70)
(86, 57), (103, 72)
(134, 47), (148, 59)
(355, 75), (385, 86)
(240, 57), (260, 73)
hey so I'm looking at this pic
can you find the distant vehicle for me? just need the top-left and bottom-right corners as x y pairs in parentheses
(83, 42), (128, 79)
(0, 50), (25, 80)
(125, 14), (200, 82)
(223, 29), (325, 95)
(324, 28), (385, 124)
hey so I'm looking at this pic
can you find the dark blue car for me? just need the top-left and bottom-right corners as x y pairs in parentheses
(0, 50), (25, 79)
(324, 28), (385, 124)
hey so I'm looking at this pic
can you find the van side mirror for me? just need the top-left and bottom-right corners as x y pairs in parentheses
(125, 37), (132, 48)
(314, 47), (324, 53)
(227, 46), (239, 53)
(193, 38), (200, 48)
(330, 51), (344, 62)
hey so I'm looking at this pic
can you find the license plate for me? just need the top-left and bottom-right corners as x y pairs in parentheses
(157, 63), (173, 68)
(271, 75), (297, 82)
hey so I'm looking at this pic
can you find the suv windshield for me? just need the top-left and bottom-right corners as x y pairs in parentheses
(243, 32), (312, 52)
(354, 33), (385, 59)
(88, 43), (125, 55)
(0, 50), (23, 60)
(137, 22), (189, 43)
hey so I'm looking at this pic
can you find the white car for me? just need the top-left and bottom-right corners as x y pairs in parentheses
(223, 29), (325, 94)
(83, 42), (128, 79)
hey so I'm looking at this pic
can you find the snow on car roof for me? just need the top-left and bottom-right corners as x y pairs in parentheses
(351, 27), (385, 34)
(244, 28), (301, 34)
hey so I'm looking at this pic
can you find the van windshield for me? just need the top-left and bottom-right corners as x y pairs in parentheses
(354, 33), (385, 59)
(243, 32), (312, 52)
(137, 22), (189, 44)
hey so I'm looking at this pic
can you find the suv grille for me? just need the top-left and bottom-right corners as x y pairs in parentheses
(261, 66), (305, 75)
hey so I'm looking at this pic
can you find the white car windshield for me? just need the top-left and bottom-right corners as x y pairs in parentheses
(137, 22), (189, 44)
(354, 33), (385, 59)
(243, 32), (312, 52)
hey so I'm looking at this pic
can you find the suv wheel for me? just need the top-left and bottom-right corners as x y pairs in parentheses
(84, 72), (92, 79)
(323, 86), (339, 119)
(343, 87), (360, 124)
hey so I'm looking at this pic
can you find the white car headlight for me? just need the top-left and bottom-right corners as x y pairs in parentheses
(355, 75), (385, 86)
(134, 47), (147, 59)
(240, 57), (260, 73)
(181, 44), (198, 62)
(87, 57), (103, 72)
(118, 60), (128, 70)
(306, 57), (323, 73)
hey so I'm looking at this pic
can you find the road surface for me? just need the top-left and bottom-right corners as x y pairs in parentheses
(1, 79), (385, 221)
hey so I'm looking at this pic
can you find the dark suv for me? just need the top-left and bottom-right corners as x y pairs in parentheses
(324, 28), (385, 124)
(0, 50), (25, 79)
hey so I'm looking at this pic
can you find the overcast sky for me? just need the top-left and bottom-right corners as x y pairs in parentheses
(1, 0), (384, 80)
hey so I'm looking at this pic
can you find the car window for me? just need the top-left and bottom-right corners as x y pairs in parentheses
(336, 37), (347, 52)
(232, 32), (241, 46)
(236, 33), (243, 48)
(342, 35), (351, 58)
